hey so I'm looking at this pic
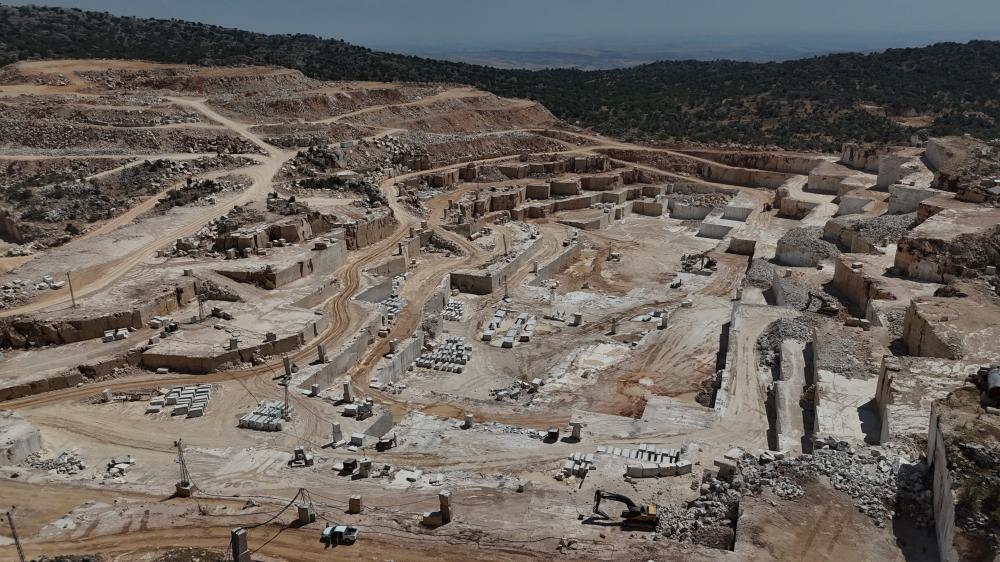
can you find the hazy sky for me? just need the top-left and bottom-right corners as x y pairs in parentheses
(8, 0), (1000, 49)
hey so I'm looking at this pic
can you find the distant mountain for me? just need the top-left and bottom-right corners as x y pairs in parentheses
(2, 4), (999, 150)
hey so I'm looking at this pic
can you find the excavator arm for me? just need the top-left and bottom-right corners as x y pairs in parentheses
(593, 490), (639, 519)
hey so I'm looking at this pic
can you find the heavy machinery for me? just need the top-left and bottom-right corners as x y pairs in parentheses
(376, 433), (397, 451)
(321, 524), (359, 545)
(173, 438), (195, 497)
(592, 490), (658, 529)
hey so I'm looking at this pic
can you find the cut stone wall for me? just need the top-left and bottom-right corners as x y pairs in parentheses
(697, 220), (736, 240)
(723, 202), (754, 221)
(558, 213), (609, 231)
(344, 211), (397, 250)
(550, 179), (581, 195)
(356, 276), (395, 303)
(681, 149), (828, 175)
(0, 410), (42, 464)
(927, 405), (958, 562)
(632, 199), (664, 216)
(727, 238), (757, 256)
(670, 202), (713, 220)
(830, 256), (899, 315)
(525, 183), (550, 200)
(531, 243), (581, 285)
(840, 143), (888, 173)
(0, 278), (198, 349)
(888, 184), (942, 215)
(451, 236), (542, 294)
(580, 174), (622, 191)
(823, 220), (881, 254)
(366, 255), (407, 278)
(0, 370), (83, 402)
(925, 138), (960, 171)
(216, 240), (347, 290)
(902, 300), (957, 359)
(298, 322), (376, 391)
(877, 154), (921, 189)
(420, 277), (449, 338)
(375, 332), (424, 384)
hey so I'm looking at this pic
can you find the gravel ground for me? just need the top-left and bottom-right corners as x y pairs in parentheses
(815, 323), (875, 379)
(756, 317), (815, 367)
(657, 443), (933, 547)
(745, 258), (775, 289)
(829, 212), (916, 246)
(777, 226), (840, 263)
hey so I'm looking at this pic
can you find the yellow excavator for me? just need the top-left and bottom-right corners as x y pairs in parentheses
(592, 489), (658, 530)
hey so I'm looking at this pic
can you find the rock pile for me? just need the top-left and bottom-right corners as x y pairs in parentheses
(756, 317), (814, 367)
(25, 451), (86, 475)
(828, 213), (916, 248)
(744, 258), (776, 289)
(658, 442), (932, 548)
(670, 192), (733, 209)
(776, 226), (840, 265)
(153, 177), (247, 213)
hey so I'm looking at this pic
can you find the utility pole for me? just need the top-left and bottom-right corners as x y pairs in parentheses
(5, 507), (26, 562)
(66, 272), (76, 308)
(197, 292), (207, 323)
(273, 367), (291, 421)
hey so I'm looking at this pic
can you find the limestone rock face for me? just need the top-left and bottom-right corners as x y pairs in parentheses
(0, 410), (42, 465)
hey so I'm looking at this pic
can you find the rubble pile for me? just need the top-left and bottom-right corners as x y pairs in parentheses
(198, 279), (243, 302)
(282, 136), (420, 188)
(828, 212), (916, 248)
(287, 173), (387, 207)
(24, 451), (87, 475)
(394, 130), (565, 164)
(0, 155), (254, 246)
(681, 252), (717, 272)
(669, 192), (734, 209)
(0, 118), (263, 154)
(744, 258), (776, 289)
(1, 157), (126, 191)
(775, 439), (933, 526)
(814, 323), (875, 379)
(153, 176), (248, 213)
(756, 317), (814, 367)
(252, 122), (367, 148)
(0, 278), (34, 309)
(777, 226), (840, 262)
(76, 66), (321, 95)
(46, 105), (201, 127)
(426, 232), (463, 256)
(93, 155), (254, 194)
(658, 443), (932, 548)
(946, 436), (1000, 540)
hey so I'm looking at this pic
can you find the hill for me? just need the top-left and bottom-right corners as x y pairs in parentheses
(2, 4), (999, 150)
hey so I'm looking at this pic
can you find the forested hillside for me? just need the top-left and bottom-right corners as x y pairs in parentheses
(2, 4), (998, 150)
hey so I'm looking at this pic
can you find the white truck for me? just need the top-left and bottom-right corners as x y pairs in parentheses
(321, 524), (359, 545)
